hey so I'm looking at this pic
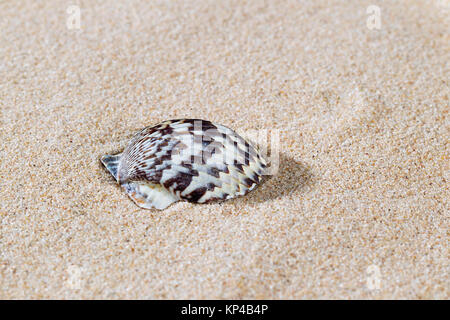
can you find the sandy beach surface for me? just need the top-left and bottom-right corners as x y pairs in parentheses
(0, 0), (448, 299)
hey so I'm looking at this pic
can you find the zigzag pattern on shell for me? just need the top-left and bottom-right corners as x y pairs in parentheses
(101, 119), (267, 210)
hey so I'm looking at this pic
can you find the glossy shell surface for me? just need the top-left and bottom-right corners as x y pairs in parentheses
(101, 119), (267, 209)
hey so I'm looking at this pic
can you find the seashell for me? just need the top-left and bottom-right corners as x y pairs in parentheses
(101, 119), (267, 210)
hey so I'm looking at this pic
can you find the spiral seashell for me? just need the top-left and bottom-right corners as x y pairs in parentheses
(101, 119), (267, 210)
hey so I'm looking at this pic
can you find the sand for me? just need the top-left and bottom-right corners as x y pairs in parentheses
(0, 0), (448, 299)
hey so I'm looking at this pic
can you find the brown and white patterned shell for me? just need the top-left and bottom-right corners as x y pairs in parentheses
(101, 119), (267, 209)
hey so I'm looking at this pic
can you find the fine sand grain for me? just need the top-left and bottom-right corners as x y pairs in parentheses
(0, 0), (448, 299)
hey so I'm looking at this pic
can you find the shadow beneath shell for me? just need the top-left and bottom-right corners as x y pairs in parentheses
(231, 153), (314, 205)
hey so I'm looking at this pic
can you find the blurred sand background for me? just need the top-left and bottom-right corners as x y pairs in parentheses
(0, 0), (448, 299)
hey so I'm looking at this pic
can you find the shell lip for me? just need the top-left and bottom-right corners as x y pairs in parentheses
(101, 154), (122, 182)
